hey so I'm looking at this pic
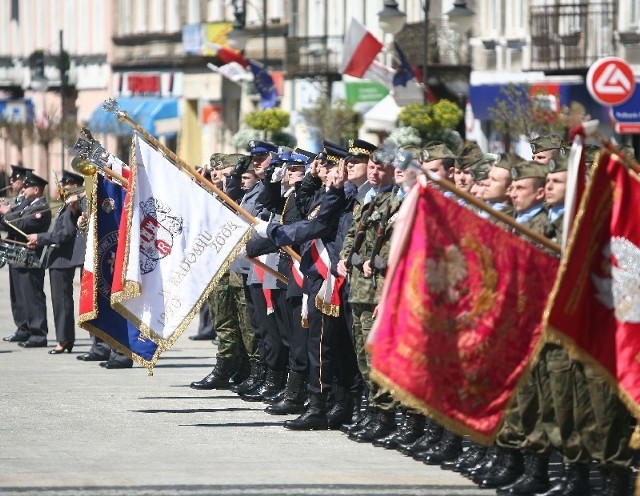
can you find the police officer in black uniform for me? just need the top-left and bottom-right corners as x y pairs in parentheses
(0, 172), (52, 347)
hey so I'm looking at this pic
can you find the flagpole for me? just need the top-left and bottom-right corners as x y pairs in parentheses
(250, 257), (289, 285)
(104, 98), (301, 263)
(426, 172), (561, 254)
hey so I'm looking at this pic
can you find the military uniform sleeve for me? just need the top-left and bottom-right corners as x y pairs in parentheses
(36, 207), (80, 246)
(3, 201), (52, 240)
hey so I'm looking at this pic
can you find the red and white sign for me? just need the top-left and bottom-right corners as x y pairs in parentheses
(586, 57), (636, 106)
(614, 122), (640, 134)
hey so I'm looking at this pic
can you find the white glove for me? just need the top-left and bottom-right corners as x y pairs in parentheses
(271, 166), (286, 183)
(253, 220), (269, 238)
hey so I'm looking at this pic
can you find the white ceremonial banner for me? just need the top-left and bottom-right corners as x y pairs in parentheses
(111, 134), (251, 349)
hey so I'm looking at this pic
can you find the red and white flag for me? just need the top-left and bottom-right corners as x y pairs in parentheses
(111, 133), (252, 349)
(207, 62), (250, 83)
(341, 18), (383, 78)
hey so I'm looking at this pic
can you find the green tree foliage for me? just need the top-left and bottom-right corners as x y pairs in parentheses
(300, 97), (362, 145)
(398, 100), (463, 142)
(244, 108), (290, 132)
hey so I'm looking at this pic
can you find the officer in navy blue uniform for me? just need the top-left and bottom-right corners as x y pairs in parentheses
(0, 172), (52, 347)
(26, 170), (86, 354)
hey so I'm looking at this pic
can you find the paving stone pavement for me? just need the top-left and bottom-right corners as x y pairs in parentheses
(0, 269), (494, 496)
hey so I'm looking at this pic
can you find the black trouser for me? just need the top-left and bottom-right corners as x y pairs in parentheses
(9, 266), (28, 338)
(306, 277), (358, 395)
(283, 294), (308, 375)
(248, 284), (288, 371)
(14, 267), (48, 344)
(49, 267), (76, 344)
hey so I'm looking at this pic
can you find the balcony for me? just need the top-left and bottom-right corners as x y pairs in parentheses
(286, 36), (344, 79)
(530, 1), (616, 73)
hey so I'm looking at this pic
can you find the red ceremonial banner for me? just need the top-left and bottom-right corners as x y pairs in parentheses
(369, 182), (559, 443)
(545, 150), (640, 418)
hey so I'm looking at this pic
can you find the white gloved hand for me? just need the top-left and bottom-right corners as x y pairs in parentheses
(237, 244), (247, 258)
(271, 165), (286, 183)
(253, 220), (269, 238)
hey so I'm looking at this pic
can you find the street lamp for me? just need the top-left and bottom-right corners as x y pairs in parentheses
(377, 0), (406, 36)
(446, 0), (476, 36)
(227, 0), (249, 51)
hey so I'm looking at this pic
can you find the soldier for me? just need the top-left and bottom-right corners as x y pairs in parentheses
(529, 135), (564, 165)
(419, 141), (457, 181)
(455, 142), (485, 194)
(25, 170), (86, 354)
(0, 172), (52, 347)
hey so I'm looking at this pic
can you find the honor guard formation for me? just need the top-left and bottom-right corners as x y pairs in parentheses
(1, 134), (637, 496)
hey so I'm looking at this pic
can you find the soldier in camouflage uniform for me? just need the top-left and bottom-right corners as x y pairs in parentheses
(529, 135), (564, 165)
(337, 148), (399, 444)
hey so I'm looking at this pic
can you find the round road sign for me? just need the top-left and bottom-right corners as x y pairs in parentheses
(586, 57), (636, 106)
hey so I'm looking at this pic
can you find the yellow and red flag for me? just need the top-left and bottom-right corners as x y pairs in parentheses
(545, 150), (640, 418)
(369, 181), (559, 443)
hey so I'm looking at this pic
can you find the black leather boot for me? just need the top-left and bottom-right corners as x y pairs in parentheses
(600, 467), (630, 496)
(240, 368), (286, 402)
(538, 462), (591, 496)
(463, 444), (499, 479)
(190, 357), (235, 390)
(442, 442), (487, 472)
(421, 429), (463, 465)
(231, 359), (250, 386)
(326, 387), (356, 430)
(351, 409), (396, 443)
(341, 407), (375, 435)
(477, 447), (525, 489)
(377, 412), (425, 449)
(283, 392), (328, 430)
(231, 362), (265, 394)
(497, 453), (550, 495)
(265, 371), (307, 415)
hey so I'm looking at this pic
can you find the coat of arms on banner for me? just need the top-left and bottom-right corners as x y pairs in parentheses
(139, 197), (183, 274)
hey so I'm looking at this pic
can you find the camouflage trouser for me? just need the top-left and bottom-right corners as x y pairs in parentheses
(211, 270), (258, 364)
(581, 364), (633, 469)
(351, 302), (398, 412)
(496, 372), (540, 450)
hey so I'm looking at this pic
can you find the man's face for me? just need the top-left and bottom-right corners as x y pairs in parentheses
(251, 153), (270, 178)
(532, 149), (555, 165)
(10, 177), (23, 195)
(240, 172), (259, 190)
(346, 158), (368, 185)
(484, 166), (512, 203)
(22, 184), (40, 201)
(545, 171), (568, 207)
(454, 167), (474, 192)
(470, 180), (488, 199)
(317, 163), (334, 185)
(421, 159), (452, 181)
(286, 166), (305, 185)
(394, 168), (405, 186)
(509, 178), (545, 213)
(367, 161), (394, 188)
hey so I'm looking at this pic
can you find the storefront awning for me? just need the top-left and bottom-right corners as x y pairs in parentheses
(88, 97), (180, 137)
(363, 94), (400, 133)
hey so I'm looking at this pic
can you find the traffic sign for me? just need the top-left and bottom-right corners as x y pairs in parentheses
(586, 57), (636, 106)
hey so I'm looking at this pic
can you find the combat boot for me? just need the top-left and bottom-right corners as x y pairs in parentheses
(240, 368), (285, 402)
(341, 407), (375, 435)
(231, 362), (265, 394)
(463, 445), (499, 479)
(327, 386), (356, 430)
(190, 357), (235, 390)
(441, 442), (486, 472)
(283, 392), (328, 430)
(600, 467), (631, 496)
(539, 462), (590, 496)
(477, 447), (524, 489)
(496, 453), (550, 495)
(351, 409), (396, 443)
(231, 358), (251, 386)
(421, 429), (463, 465)
(398, 418), (442, 457)
(265, 371), (307, 415)
(376, 412), (425, 449)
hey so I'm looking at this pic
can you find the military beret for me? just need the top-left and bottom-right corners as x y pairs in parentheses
(60, 170), (85, 185)
(420, 141), (457, 162)
(469, 161), (492, 182)
(9, 164), (32, 180)
(494, 153), (525, 171)
(620, 145), (636, 161)
(248, 140), (278, 155)
(529, 135), (563, 155)
(23, 171), (48, 188)
(511, 161), (548, 180)
(346, 138), (377, 160)
(218, 153), (246, 170)
(547, 155), (568, 173)
(584, 144), (600, 164)
(456, 142), (484, 170)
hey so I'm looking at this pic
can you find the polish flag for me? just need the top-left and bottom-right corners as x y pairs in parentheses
(341, 18), (383, 78)
(206, 42), (249, 68)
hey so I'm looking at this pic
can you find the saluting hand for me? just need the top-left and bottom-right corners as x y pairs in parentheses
(309, 159), (320, 177)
